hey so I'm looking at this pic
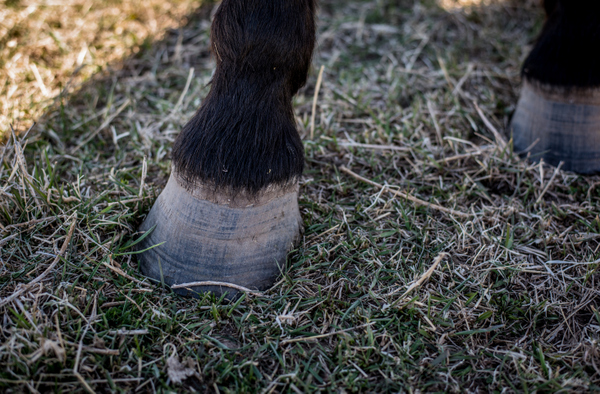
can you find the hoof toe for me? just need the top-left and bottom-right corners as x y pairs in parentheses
(137, 172), (302, 299)
(512, 79), (600, 173)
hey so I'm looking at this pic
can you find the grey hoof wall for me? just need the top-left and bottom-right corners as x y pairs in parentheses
(137, 172), (302, 299)
(512, 79), (600, 174)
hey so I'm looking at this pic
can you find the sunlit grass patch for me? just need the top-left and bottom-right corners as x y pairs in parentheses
(0, 0), (203, 139)
(438, 0), (495, 10)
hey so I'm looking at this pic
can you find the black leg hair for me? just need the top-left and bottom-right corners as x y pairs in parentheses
(543, 0), (558, 17)
(523, 0), (600, 88)
(173, 0), (317, 194)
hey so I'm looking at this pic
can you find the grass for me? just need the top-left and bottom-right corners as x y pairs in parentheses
(0, 0), (202, 138)
(2, 0), (600, 391)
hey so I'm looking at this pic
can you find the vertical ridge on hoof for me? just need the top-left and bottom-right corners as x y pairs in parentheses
(137, 171), (303, 299)
(511, 79), (600, 173)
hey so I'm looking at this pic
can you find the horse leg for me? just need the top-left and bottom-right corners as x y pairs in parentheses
(137, 0), (317, 298)
(512, 0), (600, 173)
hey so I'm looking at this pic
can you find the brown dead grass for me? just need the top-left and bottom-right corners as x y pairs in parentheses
(0, 0), (202, 137)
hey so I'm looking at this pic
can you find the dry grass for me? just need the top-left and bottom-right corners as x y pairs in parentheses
(2, 0), (600, 392)
(0, 0), (201, 138)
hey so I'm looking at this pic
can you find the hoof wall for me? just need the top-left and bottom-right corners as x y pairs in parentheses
(137, 172), (302, 299)
(512, 79), (600, 173)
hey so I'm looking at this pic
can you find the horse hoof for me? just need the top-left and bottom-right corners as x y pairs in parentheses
(136, 171), (302, 299)
(512, 79), (600, 173)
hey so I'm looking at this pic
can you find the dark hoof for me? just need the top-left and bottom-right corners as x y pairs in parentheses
(512, 79), (600, 173)
(137, 172), (302, 299)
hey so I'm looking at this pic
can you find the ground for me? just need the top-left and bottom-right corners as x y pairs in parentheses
(2, 0), (600, 392)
